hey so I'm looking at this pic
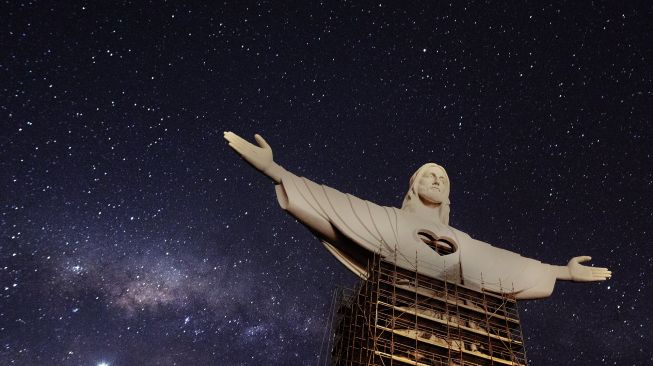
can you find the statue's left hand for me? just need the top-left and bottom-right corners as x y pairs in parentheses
(568, 256), (612, 282)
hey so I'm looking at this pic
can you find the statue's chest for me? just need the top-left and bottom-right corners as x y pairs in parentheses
(396, 214), (458, 252)
(391, 212), (462, 281)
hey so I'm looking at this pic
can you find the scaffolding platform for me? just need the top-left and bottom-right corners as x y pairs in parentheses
(329, 257), (528, 366)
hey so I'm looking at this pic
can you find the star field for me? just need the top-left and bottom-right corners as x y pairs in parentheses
(2, 1), (652, 365)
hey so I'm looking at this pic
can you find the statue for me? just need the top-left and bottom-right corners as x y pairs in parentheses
(224, 132), (611, 299)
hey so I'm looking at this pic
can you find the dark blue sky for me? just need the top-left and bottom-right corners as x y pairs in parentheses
(2, 1), (652, 365)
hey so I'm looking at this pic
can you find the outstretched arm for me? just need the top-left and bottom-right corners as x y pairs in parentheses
(224, 131), (287, 183)
(224, 131), (340, 244)
(515, 256), (611, 299)
(551, 256), (612, 282)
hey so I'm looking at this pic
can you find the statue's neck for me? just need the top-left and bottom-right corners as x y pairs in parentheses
(411, 203), (445, 225)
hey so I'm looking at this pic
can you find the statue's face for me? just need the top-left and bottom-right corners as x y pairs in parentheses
(417, 166), (449, 205)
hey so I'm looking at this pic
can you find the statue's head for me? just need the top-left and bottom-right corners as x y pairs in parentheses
(401, 163), (451, 226)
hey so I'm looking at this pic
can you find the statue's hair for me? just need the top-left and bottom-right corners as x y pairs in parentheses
(401, 163), (451, 226)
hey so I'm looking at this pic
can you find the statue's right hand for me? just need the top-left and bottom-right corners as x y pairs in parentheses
(224, 131), (274, 174)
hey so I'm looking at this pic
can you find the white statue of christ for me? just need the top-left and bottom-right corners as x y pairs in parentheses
(224, 132), (611, 300)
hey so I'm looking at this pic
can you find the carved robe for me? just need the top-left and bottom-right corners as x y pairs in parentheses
(274, 171), (557, 300)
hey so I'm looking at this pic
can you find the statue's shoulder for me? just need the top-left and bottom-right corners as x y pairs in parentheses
(448, 225), (473, 240)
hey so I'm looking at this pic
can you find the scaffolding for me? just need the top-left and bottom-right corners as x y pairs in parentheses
(329, 256), (527, 366)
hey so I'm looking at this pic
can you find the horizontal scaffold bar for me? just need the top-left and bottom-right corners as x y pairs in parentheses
(376, 300), (523, 346)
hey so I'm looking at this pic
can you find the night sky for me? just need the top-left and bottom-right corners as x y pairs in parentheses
(2, 1), (652, 365)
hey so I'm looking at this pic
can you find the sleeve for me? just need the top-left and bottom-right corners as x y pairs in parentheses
(274, 171), (398, 255)
(455, 230), (557, 299)
(512, 262), (557, 300)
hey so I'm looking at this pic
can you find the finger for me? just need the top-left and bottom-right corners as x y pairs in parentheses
(225, 131), (249, 147)
(230, 142), (258, 159)
(230, 136), (259, 154)
(590, 267), (610, 272)
(254, 134), (270, 149)
(224, 131), (240, 140)
(224, 131), (249, 145)
(229, 133), (253, 147)
(592, 268), (611, 276)
(575, 256), (592, 263)
(591, 272), (611, 279)
(591, 267), (610, 272)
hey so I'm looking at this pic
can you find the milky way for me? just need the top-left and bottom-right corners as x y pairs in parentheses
(2, 2), (652, 365)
